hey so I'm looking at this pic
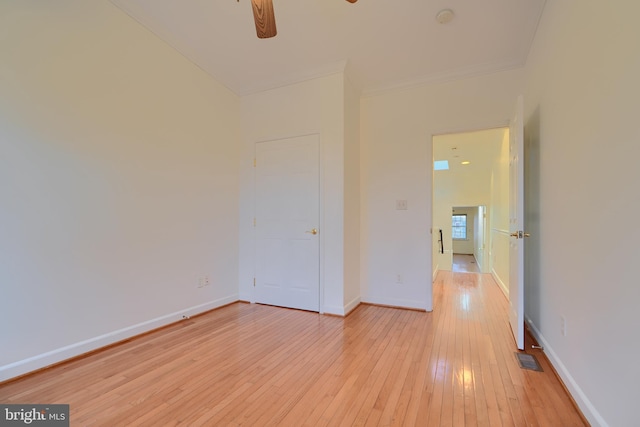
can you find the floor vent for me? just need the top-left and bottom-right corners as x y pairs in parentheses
(515, 352), (543, 372)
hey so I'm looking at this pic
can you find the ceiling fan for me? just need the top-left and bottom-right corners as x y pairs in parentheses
(244, 0), (358, 39)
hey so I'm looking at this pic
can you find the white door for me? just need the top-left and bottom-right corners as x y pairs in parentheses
(509, 95), (526, 350)
(255, 135), (320, 312)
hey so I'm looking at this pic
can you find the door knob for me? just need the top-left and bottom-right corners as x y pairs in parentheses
(305, 228), (318, 235)
(510, 232), (519, 238)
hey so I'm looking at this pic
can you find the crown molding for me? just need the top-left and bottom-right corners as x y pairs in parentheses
(361, 58), (525, 98)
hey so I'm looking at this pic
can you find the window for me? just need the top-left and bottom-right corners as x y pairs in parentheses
(452, 214), (467, 240)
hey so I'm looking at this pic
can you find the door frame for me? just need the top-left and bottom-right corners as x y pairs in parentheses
(450, 205), (489, 273)
(508, 95), (525, 350)
(252, 132), (325, 313)
(429, 120), (511, 307)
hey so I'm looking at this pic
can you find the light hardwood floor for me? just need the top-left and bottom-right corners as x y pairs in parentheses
(452, 254), (480, 273)
(0, 272), (586, 426)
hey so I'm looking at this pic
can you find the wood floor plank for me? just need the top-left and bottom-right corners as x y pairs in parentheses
(0, 274), (588, 426)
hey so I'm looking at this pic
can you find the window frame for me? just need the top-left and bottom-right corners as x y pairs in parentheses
(452, 214), (468, 240)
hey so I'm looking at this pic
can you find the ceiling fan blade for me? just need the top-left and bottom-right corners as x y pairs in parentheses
(251, 0), (277, 39)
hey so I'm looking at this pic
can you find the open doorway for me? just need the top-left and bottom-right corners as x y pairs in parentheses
(432, 127), (510, 288)
(451, 205), (486, 273)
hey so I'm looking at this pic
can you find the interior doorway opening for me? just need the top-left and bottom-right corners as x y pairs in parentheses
(451, 205), (486, 273)
(431, 127), (510, 285)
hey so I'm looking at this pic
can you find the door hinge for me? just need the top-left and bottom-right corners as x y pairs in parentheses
(253, 278), (256, 287)
(253, 158), (256, 167)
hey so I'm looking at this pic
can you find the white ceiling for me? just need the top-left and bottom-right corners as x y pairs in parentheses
(433, 128), (507, 174)
(109, 0), (546, 96)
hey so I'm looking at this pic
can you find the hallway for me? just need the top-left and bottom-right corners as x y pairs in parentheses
(452, 254), (480, 273)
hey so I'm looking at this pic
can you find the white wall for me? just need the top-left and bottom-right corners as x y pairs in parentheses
(361, 70), (523, 311)
(523, 1), (640, 425)
(238, 72), (355, 315)
(0, 1), (241, 381)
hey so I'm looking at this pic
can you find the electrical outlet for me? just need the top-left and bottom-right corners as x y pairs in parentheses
(561, 315), (567, 336)
(198, 276), (209, 288)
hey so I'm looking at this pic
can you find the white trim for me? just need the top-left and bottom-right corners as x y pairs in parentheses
(318, 132), (325, 315)
(250, 141), (257, 304)
(344, 296), (361, 316)
(430, 124), (510, 312)
(361, 296), (427, 312)
(526, 318), (609, 427)
(491, 228), (511, 235)
(431, 122), (511, 140)
(322, 305), (343, 316)
(238, 292), (252, 302)
(491, 268), (509, 297)
(363, 59), (524, 98)
(323, 296), (360, 317)
(320, 305), (345, 317)
(0, 295), (238, 382)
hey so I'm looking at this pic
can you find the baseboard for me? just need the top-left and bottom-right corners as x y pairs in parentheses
(343, 296), (361, 316)
(0, 294), (238, 383)
(491, 268), (509, 297)
(323, 296), (361, 317)
(361, 295), (427, 311)
(238, 291), (253, 303)
(432, 265), (439, 281)
(525, 318), (608, 427)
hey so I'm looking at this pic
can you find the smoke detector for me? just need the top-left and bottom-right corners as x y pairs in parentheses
(436, 9), (455, 24)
